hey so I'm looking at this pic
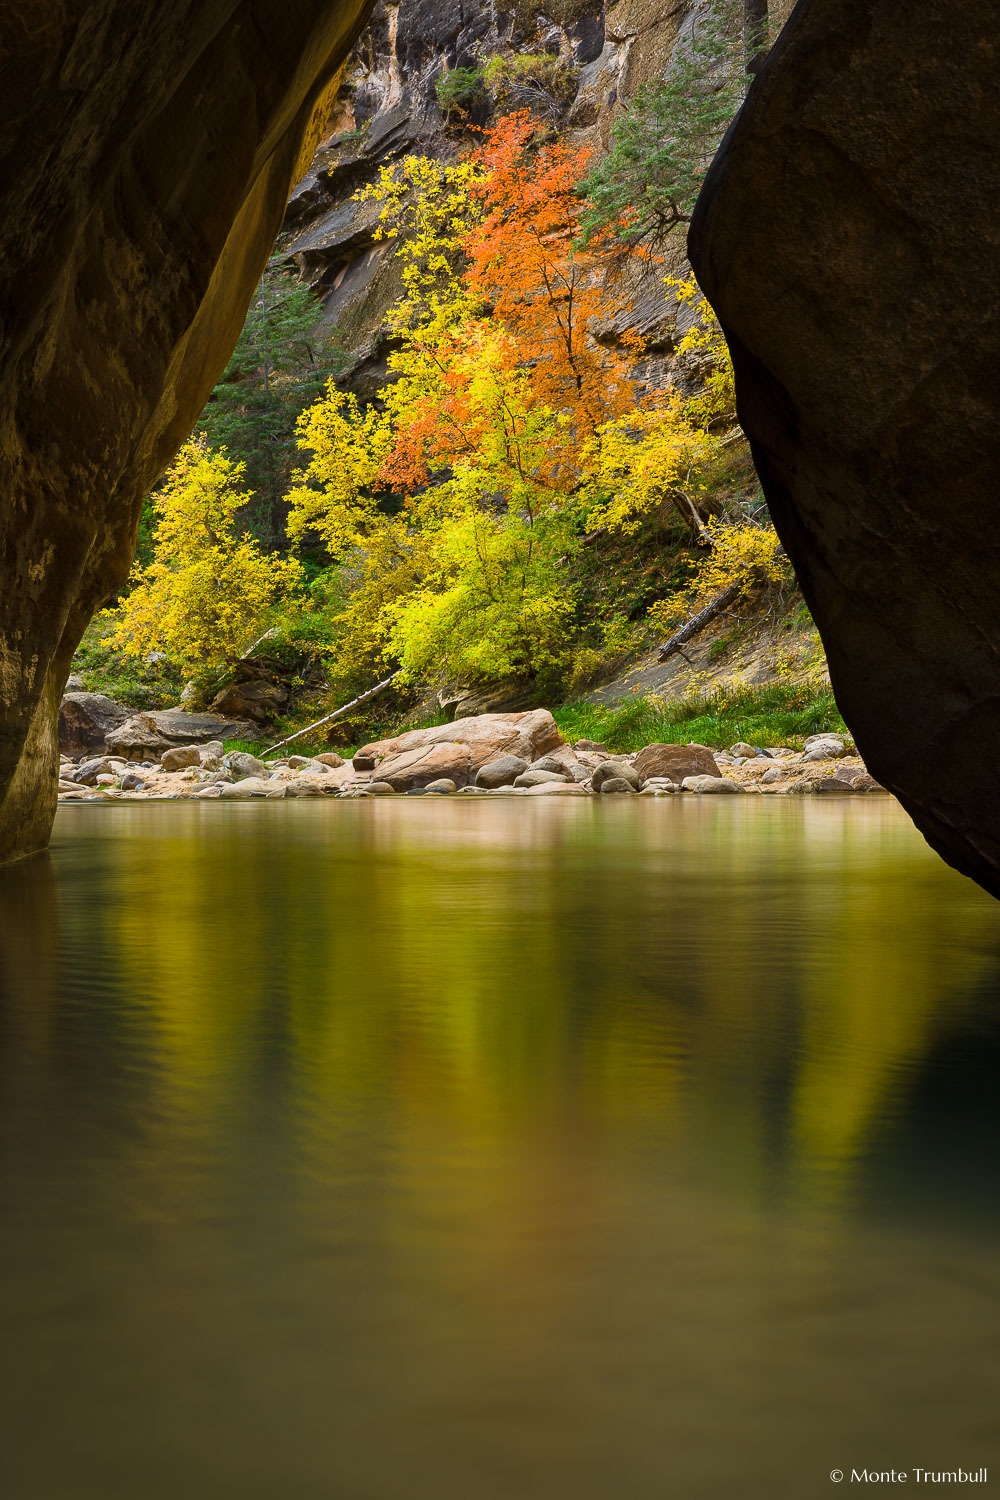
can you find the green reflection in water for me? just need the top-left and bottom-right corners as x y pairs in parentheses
(1, 799), (999, 1500)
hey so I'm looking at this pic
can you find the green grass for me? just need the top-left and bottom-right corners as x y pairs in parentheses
(221, 737), (270, 757)
(552, 683), (849, 754)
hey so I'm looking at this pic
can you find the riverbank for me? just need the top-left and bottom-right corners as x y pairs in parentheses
(56, 708), (886, 804)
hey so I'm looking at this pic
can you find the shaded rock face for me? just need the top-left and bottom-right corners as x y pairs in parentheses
(284, 0), (697, 400)
(106, 710), (260, 762)
(58, 693), (132, 755)
(688, 0), (1000, 896)
(0, 0), (372, 860)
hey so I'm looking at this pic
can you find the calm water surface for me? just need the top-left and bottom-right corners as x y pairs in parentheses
(2, 798), (999, 1498)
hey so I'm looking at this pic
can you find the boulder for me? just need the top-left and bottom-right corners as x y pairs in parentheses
(599, 777), (637, 795)
(120, 773), (146, 792)
(218, 778), (286, 800)
(530, 752), (592, 783)
(513, 769), (570, 788)
(425, 779), (457, 793)
(811, 777), (856, 795)
(362, 782), (397, 795)
(592, 761), (641, 792)
(160, 745), (203, 771)
(352, 754), (377, 771)
(633, 743), (721, 785)
(802, 739), (847, 762)
(760, 767), (785, 785)
(804, 733), (846, 749)
(70, 757), (119, 786)
(522, 782), (591, 796)
(224, 752), (270, 781)
(574, 739), (607, 753)
(315, 753), (345, 768)
(356, 710), (564, 781)
(729, 742), (759, 759)
(106, 709), (259, 761)
(687, 0), (1000, 893)
(284, 779), (325, 797)
(376, 742), (472, 791)
(436, 680), (538, 719)
(475, 755), (529, 789)
(209, 676), (290, 725)
(58, 692), (132, 754)
(834, 767), (887, 793)
(681, 775), (743, 795)
(531, 754), (572, 774)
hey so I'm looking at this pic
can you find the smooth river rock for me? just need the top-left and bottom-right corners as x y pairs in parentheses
(688, 0), (1000, 894)
(633, 744), (720, 786)
(475, 755), (529, 789)
(591, 762), (641, 793)
(357, 711), (565, 783)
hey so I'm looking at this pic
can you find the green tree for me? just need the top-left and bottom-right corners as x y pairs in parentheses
(106, 437), (302, 675)
(196, 262), (350, 549)
(577, 0), (744, 255)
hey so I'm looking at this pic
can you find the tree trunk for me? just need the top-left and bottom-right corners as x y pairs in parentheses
(656, 573), (759, 662)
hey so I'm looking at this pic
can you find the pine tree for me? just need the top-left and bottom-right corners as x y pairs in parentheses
(196, 262), (351, 549)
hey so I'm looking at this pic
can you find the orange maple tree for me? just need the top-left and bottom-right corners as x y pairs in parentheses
(465, 110), (641, 432)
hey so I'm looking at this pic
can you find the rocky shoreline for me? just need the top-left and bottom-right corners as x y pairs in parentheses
(56, 707), (887, 805)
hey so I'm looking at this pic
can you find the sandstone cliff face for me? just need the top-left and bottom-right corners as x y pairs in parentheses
(689, 0), (1000, 896)
(0, 0), (372, 861)
(278, 0), (700, 401)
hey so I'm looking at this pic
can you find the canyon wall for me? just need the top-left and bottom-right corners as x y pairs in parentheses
(0, 0), (372, 860)
(689, 0), (1000, 894)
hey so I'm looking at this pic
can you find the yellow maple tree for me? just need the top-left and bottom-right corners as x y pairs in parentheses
(106, 437), (302, 671)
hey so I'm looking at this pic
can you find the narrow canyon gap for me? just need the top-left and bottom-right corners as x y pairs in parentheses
(0, 0), (372, 860)
(688, 0), (1000, 895)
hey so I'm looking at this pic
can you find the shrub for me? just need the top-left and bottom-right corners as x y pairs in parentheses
(434, 67), (486, 117)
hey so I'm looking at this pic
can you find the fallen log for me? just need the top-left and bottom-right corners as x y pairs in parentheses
(264, 672), (401, 756)
(656, 575), (749, 662)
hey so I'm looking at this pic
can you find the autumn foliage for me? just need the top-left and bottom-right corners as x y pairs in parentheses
(283, 111), (747, 692)
(112, 102), (772, 701)
(107, 438), (302, 673)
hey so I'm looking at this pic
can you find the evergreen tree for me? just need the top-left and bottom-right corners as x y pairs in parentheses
(577, 0), (744, 255)
(196, 261), (352, 549)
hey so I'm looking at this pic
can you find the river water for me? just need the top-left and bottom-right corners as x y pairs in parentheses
(2, 799), (999, 1498)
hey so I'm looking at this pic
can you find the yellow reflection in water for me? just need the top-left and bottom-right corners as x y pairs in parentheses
(29, 798), (1000, 1225)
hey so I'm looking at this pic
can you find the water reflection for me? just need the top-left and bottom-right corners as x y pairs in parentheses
(1, 800), (999, 1498)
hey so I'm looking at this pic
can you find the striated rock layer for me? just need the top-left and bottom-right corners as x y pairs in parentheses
(689, 0), (1000, 896)
(0, 0), (372, 861)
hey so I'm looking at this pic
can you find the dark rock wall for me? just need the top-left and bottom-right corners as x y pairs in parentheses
(0, 0), (372, 861)
(689, 0), (1000, 895)
(281, 0), (698, 400)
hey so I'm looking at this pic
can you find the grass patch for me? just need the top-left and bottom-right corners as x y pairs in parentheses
(222, 736), (270, 757)
(553, 683), (848, 754)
